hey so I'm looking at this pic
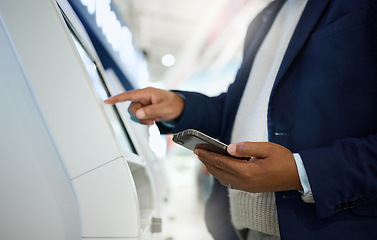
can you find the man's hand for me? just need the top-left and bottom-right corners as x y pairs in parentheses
(104, 87), (185, 125)
(195, 141), (302, 193)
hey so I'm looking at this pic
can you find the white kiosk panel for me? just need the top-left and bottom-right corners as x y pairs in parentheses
(0, 0), (164, 239)
(0, 16), (81, 240)
(0, 0), (122, 179)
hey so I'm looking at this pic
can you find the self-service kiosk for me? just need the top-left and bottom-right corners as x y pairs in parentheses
(0, 0), (168, 239)
(0, 15), (81, 240)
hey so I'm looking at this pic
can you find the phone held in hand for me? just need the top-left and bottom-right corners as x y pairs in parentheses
(173, 129), (250, 160)
(172, 129), (231, 156)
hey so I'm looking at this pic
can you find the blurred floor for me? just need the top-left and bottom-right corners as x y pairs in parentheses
(161, 150), (214, 240)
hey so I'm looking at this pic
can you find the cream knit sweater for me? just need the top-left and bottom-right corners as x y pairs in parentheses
(229, 0), (307, 236)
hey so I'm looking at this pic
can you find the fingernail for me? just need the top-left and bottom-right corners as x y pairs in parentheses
(227, 144), (236, 155)
(136, 109), (146, 119)
(104, 96), (114, 104)
(194, 149), (199, 155)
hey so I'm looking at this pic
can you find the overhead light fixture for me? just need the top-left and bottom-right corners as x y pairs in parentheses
(161, 54), (176, 67)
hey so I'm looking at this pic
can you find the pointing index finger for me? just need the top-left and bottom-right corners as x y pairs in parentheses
(105, 89), (152, 105)
(104, 91), (133, 105)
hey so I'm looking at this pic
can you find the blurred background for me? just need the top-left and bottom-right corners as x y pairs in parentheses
(108, 0), (269, 239)
(113, 0), (268, 94)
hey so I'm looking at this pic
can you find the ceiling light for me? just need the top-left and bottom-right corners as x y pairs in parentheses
(161, 54), (176, 67)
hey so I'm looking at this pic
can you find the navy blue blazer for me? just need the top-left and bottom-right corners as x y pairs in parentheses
(159, 0), (377, 239)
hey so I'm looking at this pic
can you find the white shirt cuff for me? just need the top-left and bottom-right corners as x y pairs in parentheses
(293, 153), (311, 195)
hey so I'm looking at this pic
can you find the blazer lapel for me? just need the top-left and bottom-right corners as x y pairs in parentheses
(273, 0), (331, 88)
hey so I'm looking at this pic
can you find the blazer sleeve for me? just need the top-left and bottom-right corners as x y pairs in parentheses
(157, 90), (227, 139)
(299, 133), (377, 218)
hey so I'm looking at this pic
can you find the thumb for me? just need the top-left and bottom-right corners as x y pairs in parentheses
(135, 102), (169, 121)
(227, 142), (270, 159)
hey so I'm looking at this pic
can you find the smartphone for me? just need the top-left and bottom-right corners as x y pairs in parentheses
(172, 129), (230, 156)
